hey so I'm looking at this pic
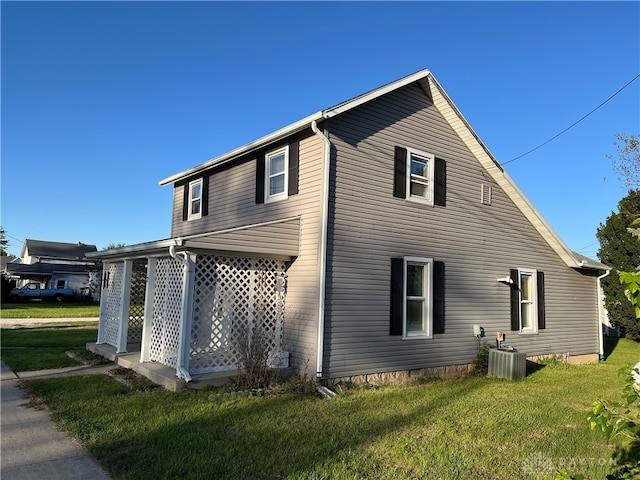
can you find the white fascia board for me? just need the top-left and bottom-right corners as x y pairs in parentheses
(427, 74), (583, 270)
(323, 69), (431, 118)
(159, 111), (324, 186)
(87, 239), (182, 260)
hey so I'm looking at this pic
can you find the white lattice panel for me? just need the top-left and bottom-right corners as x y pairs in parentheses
(102, 262), (124, 348)
(127, 260), (147, 342)
(149, 257), (184, 369)
(190, 255), (286, 374)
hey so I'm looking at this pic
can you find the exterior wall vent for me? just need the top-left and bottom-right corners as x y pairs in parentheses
(481, 183), (492, 205)
(488, 348), (526, 380)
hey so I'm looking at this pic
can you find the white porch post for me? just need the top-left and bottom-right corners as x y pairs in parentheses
(115, 260), (133, 353)
(140, 257), (157, 362)
(97, 263), (110, 344)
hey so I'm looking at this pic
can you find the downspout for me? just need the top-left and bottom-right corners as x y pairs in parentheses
(311, 120), (330, 379)
(169, 243), (193, 382)
(597, 269), (610, 361)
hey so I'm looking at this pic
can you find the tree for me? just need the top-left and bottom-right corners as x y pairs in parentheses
(607, 133), (640, 191)
(619, 218), (640, 320)
(102, 242), (126, 250)
(597, 190), (640, 340)
(0, 226), (9, 256)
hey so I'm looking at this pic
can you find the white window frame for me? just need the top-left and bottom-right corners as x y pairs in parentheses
(403, 256), (433, 339)
(187, 178), (203, 221)
(265, 145), (289, 204)
(518, 268), (538, 334)
(406, 148), (435, 205)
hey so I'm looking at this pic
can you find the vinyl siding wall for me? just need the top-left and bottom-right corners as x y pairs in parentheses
(170, 134), (325, 373)
(323, 82), (599, 378)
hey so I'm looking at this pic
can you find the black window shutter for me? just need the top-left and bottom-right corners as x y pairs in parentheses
(393, 147), (407, 199)
(434, 158), (446, 206)
(510, 269), (520, 331)
(182, 183), (189, 221)
(433, 261), (445, 334)
(255, 153), (265, 204)
(390, 258), (404, 335)
(202, 175), (209, 217)
(288, 141), (299, 196)
(537, 271), (546, 329)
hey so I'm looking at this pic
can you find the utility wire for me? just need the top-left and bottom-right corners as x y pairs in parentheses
(503, 73), (640, 165)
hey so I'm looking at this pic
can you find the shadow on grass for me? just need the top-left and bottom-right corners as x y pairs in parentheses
(24, 375), (486, 480)
(525, 360), (546, 375)
(604, 335), (620, 361)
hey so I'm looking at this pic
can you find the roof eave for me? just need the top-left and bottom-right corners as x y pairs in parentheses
(87, 239), (182, 260)
(158, 111), (325, 186)
(158, 69), (435, 187)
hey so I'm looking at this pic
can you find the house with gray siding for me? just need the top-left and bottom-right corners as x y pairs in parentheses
(7, 239), (98, 298)
(89, 69), (609, 385)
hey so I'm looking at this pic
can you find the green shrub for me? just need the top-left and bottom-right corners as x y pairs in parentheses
(587, 364), (640, 479)
(472, 341), (490, 376)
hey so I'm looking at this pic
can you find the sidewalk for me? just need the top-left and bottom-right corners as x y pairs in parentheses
(1, 361), (113, 479)
(0, 317), (98, 328)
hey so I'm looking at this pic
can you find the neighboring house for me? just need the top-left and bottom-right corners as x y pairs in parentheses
(7, 239), (98, 298)
(1, 255), (18, 274)
(89, 69), (610, 385)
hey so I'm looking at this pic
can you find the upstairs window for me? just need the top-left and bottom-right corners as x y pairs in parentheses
(188, 179), (203, 221)
(181, 176), (209, 222)
(265, 146), (289, 203)
(255, 141), (299, 205)
(408, 150), (435, 203)
(394, 146), (446, 206)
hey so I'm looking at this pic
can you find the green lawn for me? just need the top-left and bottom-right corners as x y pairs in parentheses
(18, 337), (640, 480)
(1, 300), (100, 318)
(1, 326), (102, 371)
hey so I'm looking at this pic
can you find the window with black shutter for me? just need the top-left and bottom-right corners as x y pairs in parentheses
(182, 177), (209, 221)
(393, 146), (446, 206)
(510, 268), (545, 333)
(255, 141), (300, 204)
(390, 256), (445, 337)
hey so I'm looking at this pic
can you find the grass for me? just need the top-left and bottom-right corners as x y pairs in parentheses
(0, 300), (100, 318)
(1, 326), (103, 371)
(17, 336), (640, 480)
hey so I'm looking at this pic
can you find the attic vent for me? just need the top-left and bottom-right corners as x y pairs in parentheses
(481, 183), (492, 206)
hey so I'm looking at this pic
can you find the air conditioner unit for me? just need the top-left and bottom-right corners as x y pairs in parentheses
(488, 349), (526, 380)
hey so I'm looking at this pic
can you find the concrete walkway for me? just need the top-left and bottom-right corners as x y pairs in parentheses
(0, 317), (98, 328)
(1, 361), (113, 479)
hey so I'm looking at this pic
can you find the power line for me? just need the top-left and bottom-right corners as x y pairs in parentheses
(576, 241), (599, 253)
(503, 73), (640, 166)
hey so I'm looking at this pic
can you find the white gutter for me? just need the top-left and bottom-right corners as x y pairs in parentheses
(169, 243), (193, 382)
(597, 269), (611, 361)
(311, 120), (331, 379)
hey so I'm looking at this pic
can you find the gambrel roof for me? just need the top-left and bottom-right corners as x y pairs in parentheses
(159, 69), (605, 271)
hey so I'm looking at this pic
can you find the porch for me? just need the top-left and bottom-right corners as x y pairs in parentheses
(87, 218), (300, 389)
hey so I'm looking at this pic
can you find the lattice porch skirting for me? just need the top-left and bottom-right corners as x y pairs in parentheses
(190, 255), (287, 374)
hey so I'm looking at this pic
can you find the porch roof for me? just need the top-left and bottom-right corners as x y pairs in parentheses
(87, 216), (301, 261)
(5, 262), (91, 277)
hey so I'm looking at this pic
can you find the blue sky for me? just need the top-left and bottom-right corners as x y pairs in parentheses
(2, 1), (639, 259)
